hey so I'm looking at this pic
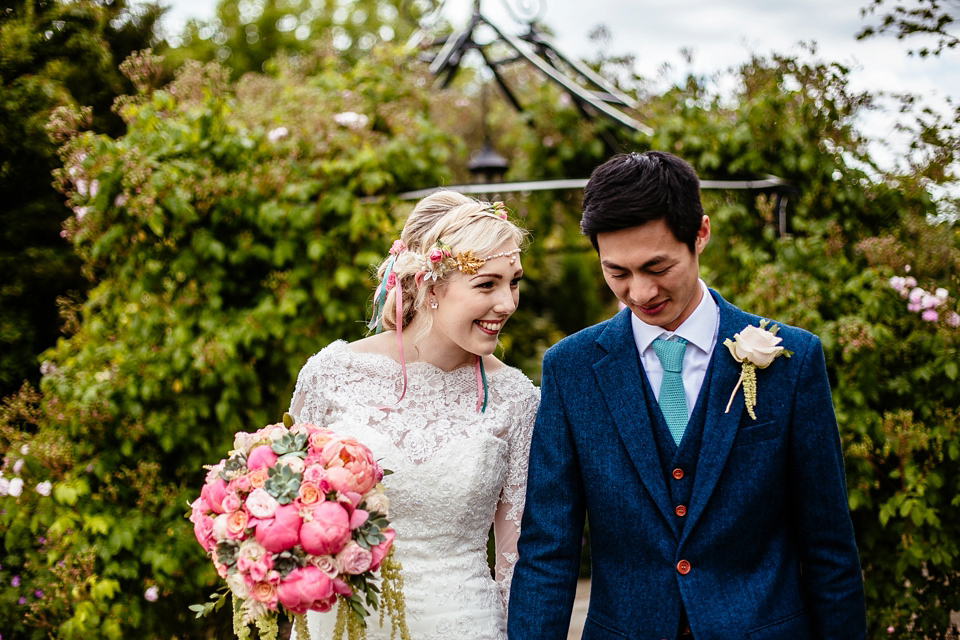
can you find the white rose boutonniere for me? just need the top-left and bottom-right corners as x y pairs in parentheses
(723, 319), (793, 419)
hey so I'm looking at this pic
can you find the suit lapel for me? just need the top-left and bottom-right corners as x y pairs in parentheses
(680, 291), (750, 544)
(593, 310), (675, 530)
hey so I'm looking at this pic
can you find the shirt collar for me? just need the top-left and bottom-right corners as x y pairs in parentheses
(631, 280), (719, 356)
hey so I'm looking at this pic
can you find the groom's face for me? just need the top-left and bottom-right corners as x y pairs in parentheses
(597, 216), (710, 331)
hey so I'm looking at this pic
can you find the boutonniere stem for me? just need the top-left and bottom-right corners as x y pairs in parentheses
(723, 319), (793, 420)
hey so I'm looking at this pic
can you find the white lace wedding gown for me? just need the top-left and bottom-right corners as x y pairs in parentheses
(288, 341), (539, 640)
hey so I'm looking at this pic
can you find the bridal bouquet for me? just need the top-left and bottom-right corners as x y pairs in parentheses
(189, 414), (408, 640)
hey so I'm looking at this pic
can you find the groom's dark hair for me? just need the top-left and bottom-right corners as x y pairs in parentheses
(581, 151), (704, 253)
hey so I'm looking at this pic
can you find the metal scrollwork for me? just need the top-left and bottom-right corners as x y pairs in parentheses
(499, 0), (546, 24)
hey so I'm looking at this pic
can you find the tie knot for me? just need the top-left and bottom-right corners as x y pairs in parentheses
(652, 337), (687, 373)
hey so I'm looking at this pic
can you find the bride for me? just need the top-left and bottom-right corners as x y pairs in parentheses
(288, 190), (540, 639)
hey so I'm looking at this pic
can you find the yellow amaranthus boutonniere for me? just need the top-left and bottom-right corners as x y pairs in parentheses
(723, 319), (793, 419)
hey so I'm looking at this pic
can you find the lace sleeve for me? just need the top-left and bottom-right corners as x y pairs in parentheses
(493, 380), (539, 612)
(288, 351), (334, 425)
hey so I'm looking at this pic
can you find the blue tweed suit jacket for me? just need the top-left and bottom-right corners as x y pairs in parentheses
(508, 290), (866, 640)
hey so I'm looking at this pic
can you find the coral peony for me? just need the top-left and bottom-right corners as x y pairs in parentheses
(299, 502), (352, 555)
(275, 566), (334, 614)
(254, 504), (302, 553)
(320, 437), (378, 494)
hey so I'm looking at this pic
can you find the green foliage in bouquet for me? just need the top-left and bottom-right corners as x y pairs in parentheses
(0, 45), (454, 639)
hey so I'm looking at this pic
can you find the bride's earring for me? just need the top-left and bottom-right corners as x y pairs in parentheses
(430, 300), (439, 309)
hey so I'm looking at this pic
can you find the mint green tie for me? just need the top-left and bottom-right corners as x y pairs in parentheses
(652, 337), (689, 446)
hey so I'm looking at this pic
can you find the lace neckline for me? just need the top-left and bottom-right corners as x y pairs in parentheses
(335, 340), (514, 379)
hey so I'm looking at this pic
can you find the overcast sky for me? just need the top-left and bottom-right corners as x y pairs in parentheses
(157, 0), (956, 171)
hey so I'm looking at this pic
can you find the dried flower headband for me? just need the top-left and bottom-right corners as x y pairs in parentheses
(366, 221), (518, 414)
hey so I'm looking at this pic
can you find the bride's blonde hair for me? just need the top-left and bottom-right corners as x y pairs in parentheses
(370, 190), (529, 341)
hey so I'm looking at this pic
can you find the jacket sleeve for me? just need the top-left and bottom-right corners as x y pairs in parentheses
(788, 336), (867, 639)
(507, 351), (585, 640)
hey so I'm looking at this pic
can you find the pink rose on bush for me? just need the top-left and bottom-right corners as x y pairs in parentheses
(336, 542), (373, 575)
(300, 502), (351, 555)
(255, 504), (302, 553)
(247, 445), (278, 471)
(320, 438), (378, 494)
(369, 528), (396, 571)
(201, 478), (229, 514)
(276, 566), (334, 614)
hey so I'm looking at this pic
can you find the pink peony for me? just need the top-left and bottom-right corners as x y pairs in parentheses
(254, 504), (302, 553)
(201, 478), (229, 514)
(300, 502), (352, 555)
(275, 566), (334, 614)
(369, 528), (396, 572)
(336, 542), (373, 575)
(320, 438), (378, 494)
(247, 445), (278, 471)
(349, 508), (369, 530)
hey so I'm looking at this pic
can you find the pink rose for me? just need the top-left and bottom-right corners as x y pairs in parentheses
(302, 465), (326, 484)
(226, 510), (249, 538)
(298, 481), (322, 505)
(428, 248), (444, 263)
(276, 566), (334, 615)
(250, 581), (279, 609)
(385, 272), (398, 291)
(300, 502), (352, 555)
(336, 542), (373, 575)
(369, 528), (396, 572)
(255, 504), (302, 553)
(248, 469), (268, 488)
(389, 240), (407, 255)
(245, 487), (279, 519)
(308, 430), (335, 453)
(222, 492), (242, 513)
(192, 515), (216, 552)
(229, 475), (252, 494)
(319, 438), (378, 494)
(201, 478), (229, 514)
(248, 445), (278, 471)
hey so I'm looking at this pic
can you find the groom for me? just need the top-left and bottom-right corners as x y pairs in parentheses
(508, 152), (866, 639)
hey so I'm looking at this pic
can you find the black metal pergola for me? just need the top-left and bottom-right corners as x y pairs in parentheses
(404, 0), (797, 236)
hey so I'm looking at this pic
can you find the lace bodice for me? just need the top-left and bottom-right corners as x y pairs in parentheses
(289, 340), (539, 639)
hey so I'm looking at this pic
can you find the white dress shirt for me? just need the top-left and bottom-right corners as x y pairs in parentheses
(631, 280), (720, 419)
